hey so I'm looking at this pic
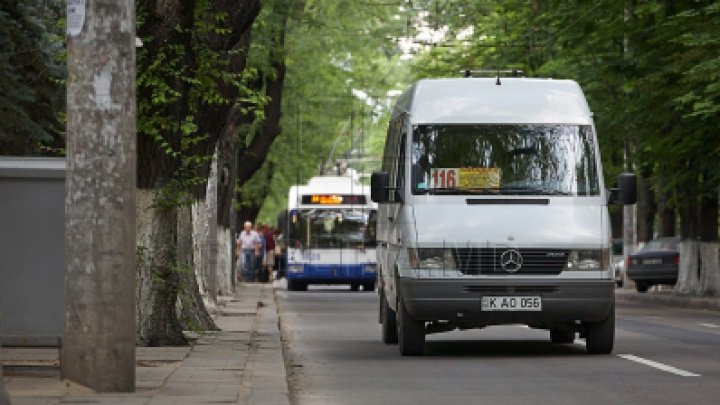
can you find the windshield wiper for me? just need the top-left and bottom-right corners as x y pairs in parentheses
(426, 189), (499, 195)
(497, 186), (572, 196)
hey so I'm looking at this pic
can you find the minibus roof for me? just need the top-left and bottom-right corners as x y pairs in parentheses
(395, 78), (594, 125)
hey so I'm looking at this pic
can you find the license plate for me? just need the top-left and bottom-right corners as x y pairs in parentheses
(643, 258), (662, 265)
(481, 296), (542, 311)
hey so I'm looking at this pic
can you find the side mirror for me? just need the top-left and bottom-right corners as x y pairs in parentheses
(371, 171), (389, 203)
(615, 173), (637, 205)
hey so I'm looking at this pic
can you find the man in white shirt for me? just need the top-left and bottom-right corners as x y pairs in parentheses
(237, 221), (260, 281)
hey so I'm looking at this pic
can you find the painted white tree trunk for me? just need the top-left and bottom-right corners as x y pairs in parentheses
(698, 242), (720, 296)
(192, 200), (208, 296)
(176, 203), (218, 331)
(204, 148), (219, 299)
(135, 189), (185, 345)
(216, 227), (233, 295)
(675, 240), (701, 295)
(622, 204), (637, 289)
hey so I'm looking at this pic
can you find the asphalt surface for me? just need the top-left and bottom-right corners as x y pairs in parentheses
(277, 285), (720, 405)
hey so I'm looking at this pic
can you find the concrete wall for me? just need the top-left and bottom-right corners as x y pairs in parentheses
(0, 157), (65, 346)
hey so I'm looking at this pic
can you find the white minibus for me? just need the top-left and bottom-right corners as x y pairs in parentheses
(371, 77), (636, 355)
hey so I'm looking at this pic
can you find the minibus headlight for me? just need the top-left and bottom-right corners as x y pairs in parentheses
(566, 249), (609, 271)
(287, 264), (304, 273)
(363, 264), (377, 273)
(408, 248), (457, 270)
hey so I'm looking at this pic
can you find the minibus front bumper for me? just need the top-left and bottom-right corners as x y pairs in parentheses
(398, 278), (614, 326)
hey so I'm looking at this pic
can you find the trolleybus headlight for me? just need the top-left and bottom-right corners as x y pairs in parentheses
(363, 264), (376, 273)
(566, 249), (609, 271)
(408, 248), (457, 270)
(287, 264), (304, 273)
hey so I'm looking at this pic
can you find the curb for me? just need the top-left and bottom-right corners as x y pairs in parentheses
(616, 290), (720, 312)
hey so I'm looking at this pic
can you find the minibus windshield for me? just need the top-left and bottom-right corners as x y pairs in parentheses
(411, 124), (600, 196)
(288, 209), (377, 249)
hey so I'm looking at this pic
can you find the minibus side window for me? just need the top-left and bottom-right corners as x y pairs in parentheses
(392, 134), (406, 202)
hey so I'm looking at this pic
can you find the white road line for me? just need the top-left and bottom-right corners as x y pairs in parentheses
(618, 354), (701, 377)
(699, 323), (719, 329)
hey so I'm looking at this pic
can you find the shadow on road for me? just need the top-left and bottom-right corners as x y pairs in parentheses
(424, 339), (589, 357)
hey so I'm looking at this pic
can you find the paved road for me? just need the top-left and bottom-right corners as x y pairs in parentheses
(277, 286), (720, 405)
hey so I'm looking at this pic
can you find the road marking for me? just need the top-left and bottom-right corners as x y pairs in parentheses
(618, 354), (700, 377)
(699, 323), (719, 329)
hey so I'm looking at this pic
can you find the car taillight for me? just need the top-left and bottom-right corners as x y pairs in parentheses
(674, 254), (679, 265)
(627, 256), (634, 266)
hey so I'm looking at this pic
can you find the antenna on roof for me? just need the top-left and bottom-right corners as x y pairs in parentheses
(460, 68), (525, 82)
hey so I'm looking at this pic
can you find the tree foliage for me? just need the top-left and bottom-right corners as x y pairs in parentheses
(407, 0), (720, 242)
(242, 0), (413, 224)
(0, 0), (64, 155)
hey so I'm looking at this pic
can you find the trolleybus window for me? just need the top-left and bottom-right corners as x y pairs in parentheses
(289, 209), (377, 249)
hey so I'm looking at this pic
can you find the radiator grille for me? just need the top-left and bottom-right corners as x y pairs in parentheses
(463, 285), (559, 294)
(452, 248), (568, 275)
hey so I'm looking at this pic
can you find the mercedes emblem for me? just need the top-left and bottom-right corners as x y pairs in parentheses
(500, 249), (523, 273)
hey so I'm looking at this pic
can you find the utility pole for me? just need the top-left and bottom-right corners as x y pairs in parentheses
(63, 0), (136, 392)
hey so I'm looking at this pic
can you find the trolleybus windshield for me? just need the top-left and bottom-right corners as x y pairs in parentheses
(288, 208), (377, 249)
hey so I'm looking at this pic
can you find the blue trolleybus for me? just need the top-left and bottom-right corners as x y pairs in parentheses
(284, 174), (377, 291)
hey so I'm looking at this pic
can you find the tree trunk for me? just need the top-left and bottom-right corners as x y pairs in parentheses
(136, 190), (187, 345)
(698, 242), (720, 296)
(217, 226), (234, 294)
(237, 162), (276, 225)
(622, 204), (637, 289)
(675, 240), (701, 295)
(235, 4), (288, 187)
(192, 200), (209, 294)
(697, 187), (719, 295)
(657, 176), (676, 237)
(176, 204), (218, 331)
(637, 172), (657, 242)
(203, 147), (220, 299)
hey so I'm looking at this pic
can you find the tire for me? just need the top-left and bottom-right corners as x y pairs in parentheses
(287, 280), (307, 291)
(362, 281), (376, 292)
(397, 299), (425, 356)
(635, 283), (649, 293)
(350, 283), (360, 292)
(616, 279), (623, 288)
(550, 328), (575, 344)
(381, 292), (398, 344)
(586, 303), (614, 354)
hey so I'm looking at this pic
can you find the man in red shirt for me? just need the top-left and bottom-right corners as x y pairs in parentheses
(262, 224), (276, 282)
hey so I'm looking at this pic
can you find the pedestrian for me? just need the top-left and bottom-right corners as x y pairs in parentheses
(255, 223), (266, 282)
(262, 224), (276, 282)
(236, 221), (260, 282)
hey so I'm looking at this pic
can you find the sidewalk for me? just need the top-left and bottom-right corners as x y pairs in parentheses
(615, 287), (720, 312)
(1, 283), (290, 405)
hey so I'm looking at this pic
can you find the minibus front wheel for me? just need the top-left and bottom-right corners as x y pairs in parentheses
(380, 290), (398, 344)
(397, 299), (425, 356)
(585, 303), (615, 354)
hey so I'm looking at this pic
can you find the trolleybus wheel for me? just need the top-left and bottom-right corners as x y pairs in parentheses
(287, 280), (307, 291)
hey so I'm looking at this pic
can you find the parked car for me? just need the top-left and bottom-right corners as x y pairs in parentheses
(626, 237), (680, 292)
(611, 238), (624, 287)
